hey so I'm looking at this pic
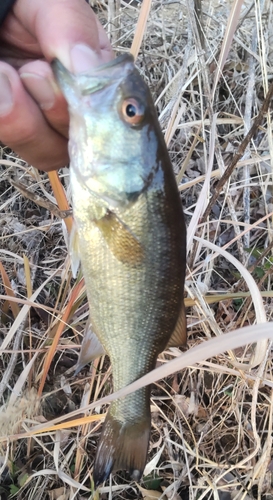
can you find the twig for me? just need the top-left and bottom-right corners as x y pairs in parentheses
(0, 232), (43, 401)
(201, 80), (273, 223)
(9, 178), (72, 219)
(242, 8), (260, 252)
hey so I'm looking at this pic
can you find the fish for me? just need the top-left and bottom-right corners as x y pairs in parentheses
(52, 53), (187, 487)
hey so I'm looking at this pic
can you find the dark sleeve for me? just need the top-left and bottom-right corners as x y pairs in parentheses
(0, 0), (17, 27)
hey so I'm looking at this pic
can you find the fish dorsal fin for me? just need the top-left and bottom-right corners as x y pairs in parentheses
(167, 301), (187, 348)
(94, 210), (144, 266)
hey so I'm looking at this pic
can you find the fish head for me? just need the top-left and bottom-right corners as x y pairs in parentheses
(52, 54), (163, 208)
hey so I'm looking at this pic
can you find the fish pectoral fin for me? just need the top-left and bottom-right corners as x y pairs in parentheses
(167, 300), (187, 348)
(69, 223), (81, 278)
(93, 407), (150, 486)
(75, 322), (105, 375)
(94, 210), (144, 266)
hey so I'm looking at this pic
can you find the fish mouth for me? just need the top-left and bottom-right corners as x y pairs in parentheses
(51, 53), (135, 95)
(87, 53), (134, 73)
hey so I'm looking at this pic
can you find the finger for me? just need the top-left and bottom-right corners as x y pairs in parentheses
(0, 62), (69, 171)
(14, 0), (113, 70)
(0, 11), (40, 57)
(19, 60), (69, 138)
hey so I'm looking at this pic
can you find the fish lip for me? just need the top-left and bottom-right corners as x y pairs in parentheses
(89, 53), (135, 74)
(80, 53), (135, 94)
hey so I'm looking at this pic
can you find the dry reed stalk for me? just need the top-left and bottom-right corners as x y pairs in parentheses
(1, 0), (273, 497)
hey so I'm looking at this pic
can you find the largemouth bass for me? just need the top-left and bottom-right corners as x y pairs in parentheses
(52, 54), (187, 486)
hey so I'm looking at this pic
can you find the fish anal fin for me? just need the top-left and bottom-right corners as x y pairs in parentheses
(93, 406), (150, 487)
(167, 301), (187, 348)
(94, 211), (144, 266)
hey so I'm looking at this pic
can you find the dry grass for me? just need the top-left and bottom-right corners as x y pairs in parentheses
(1, 0), (273, 498)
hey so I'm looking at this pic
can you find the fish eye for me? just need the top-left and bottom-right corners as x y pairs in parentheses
(121, 98), (145, 125)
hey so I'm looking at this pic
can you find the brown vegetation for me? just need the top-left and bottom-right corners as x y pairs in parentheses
(0, 0), (273, 498)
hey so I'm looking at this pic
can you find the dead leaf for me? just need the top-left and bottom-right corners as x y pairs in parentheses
(137, 484), (166, 499)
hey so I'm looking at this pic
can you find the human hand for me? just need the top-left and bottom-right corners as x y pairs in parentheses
(0, 0), (113, 171)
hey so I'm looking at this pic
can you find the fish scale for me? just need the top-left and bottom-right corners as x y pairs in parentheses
(52, 53), (187, 487)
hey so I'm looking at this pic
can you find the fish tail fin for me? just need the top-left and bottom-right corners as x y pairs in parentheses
(93, 404), (150, 487)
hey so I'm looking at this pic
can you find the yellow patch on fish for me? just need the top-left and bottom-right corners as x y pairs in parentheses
(94, 210), (144, 266)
